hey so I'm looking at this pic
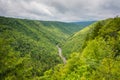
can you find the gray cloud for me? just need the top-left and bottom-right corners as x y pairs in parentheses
(0, 0), (120, 21)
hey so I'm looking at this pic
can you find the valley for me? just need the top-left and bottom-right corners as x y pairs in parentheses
(0, 16), (120, 80)
(0, 16), (90, 79)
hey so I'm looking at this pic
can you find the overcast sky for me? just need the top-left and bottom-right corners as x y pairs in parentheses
(0, 0), (120, 22)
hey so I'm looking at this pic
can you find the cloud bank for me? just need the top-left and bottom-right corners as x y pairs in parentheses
(0, 0), (120, 21)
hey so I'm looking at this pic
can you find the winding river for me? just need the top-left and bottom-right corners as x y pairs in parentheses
(56, 45), (66, 64)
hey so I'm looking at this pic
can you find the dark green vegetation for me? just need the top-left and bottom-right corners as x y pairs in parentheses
(0, 16), (85, 80)
(42, 17), (120, 80)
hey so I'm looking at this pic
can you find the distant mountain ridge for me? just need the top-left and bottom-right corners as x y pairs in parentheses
(71, 21), (96, 27)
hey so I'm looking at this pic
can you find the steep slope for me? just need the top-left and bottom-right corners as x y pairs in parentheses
(42, 17), (120, 80)
(62, 20), (104, 58)
(0, 16), (84, 79)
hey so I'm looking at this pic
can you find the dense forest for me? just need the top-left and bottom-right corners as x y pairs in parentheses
(0, 16), (86, 80)
(0, 16), (120, 80)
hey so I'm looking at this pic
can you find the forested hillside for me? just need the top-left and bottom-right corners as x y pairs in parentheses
(42, 17), (120, 80)
(62, 20), (103, 58)
(0, 16), (85, 80)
